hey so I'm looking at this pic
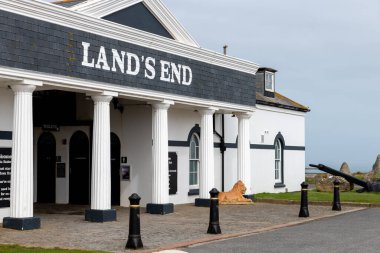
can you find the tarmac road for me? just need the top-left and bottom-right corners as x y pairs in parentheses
(182, 208), (380, 253)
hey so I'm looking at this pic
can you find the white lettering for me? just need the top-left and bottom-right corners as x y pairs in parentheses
(182, 65), (193, 85)
(95, 46), (111, 71)
(144, 57), (156, 79)
(111, 49), (125, 73)
(160, 60), (171, 82)
(126, 53), (140, 75)
(80, 41), (193, 86)
(170, 63), (182, 83)
(81, 42), (95, 68)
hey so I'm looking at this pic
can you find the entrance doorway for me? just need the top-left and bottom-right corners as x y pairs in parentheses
(69, 131), (90, 205)
(111, 133), (121, 206)
(37, 132), (56, 203)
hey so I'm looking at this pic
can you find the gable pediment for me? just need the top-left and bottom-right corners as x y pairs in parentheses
(70, 0), (199, 47)
(103, 3), (174, 39)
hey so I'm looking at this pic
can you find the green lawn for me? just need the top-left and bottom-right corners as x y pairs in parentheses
(255, 190), (380, 204)
(0, 245), (107, 253)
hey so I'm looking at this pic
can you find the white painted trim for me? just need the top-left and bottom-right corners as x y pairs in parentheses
(256, 104), (307, 116)
(0, 66), (255, 113)
(4, 0), (258, 75)
(69, 0), (200, 47)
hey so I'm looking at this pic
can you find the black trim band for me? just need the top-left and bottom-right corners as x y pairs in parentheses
(284, 146), (305, 151)
(0, 131), (12, 140)
(251, 144), (274, 149)
(168, 141), (188, 147)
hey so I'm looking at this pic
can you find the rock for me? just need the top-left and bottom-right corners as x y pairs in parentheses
(340, 162), (351, 175)
(339, 162), (354, 189)
(365, 155), (380, 182)
(315, 174), (353, 192)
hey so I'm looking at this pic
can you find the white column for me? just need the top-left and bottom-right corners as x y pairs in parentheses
(91, 95), (113, 210)
(10, 84), (36, 218)
(199, 108), (216, 199)
(151, 102), (172, 204)
(237, 112), (252, 194)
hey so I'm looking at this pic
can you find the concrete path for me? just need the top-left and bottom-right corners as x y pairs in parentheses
(182, 208), (380, 253)
(0, 204), (364, 252)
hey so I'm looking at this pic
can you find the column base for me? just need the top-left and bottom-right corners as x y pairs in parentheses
(243, 194), (255, 201)
(146, 203), (174, 215)
(3, 217), (41, 230)
(195, 198), (211, 207)
(85, 209), (117, 222)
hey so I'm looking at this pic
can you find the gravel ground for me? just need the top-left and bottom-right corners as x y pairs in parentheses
(0, 203), (363, 252)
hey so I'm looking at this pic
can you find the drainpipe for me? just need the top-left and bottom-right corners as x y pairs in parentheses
(213, 115), (226, 192)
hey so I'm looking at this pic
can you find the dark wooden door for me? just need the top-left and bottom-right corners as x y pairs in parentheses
(111, 133), (121, 206)
(37, 132), (56, 203)
(69, 131), (90, 205)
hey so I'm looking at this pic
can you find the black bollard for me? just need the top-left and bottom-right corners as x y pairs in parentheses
(332, 179), (342, 211)
(126, 193), (143, 250)
(207, 188), (222, 234)
(299, 182), (310, 217)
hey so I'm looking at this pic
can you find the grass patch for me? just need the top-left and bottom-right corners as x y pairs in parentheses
(0, 245), (107, 253)
(255, 190), (380, 204)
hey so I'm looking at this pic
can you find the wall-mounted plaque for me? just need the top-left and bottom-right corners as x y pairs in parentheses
(0, 148), (11, 208)
(56, 163), (66, 178)
(121, 165), (130, 181)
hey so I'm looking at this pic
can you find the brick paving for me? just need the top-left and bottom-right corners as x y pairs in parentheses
(0, 203), (364, 253)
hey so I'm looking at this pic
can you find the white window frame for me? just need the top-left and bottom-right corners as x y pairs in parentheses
(265, 71), (275, 92)
(274, 139), (283, 184)
(189, 133), (200, 189)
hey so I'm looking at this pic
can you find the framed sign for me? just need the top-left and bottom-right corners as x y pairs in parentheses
(0, 148), (11, 208)
(121, 165), (130, 181)
(169, 152), (178, 195)
(56, 163), (66, 178)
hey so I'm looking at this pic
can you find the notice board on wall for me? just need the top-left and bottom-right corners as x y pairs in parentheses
(0, 148), (11, 208)
(169, 152), (178, 195)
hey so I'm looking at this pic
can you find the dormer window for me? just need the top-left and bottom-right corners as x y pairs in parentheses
(265, 72), (275, 92)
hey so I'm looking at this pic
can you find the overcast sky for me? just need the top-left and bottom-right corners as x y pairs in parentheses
(43, 0), (380, 171)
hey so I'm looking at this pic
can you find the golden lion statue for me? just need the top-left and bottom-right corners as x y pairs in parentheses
(218, 180), (253, 205)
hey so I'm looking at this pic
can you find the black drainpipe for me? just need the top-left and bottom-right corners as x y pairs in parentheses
(213, 115), (226, 192)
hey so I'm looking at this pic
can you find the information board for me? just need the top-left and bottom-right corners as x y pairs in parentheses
(0, 148), (11, 208)
(169, 152), (178, 195)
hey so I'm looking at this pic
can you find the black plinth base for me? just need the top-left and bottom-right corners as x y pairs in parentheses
(243, 194), (255, 201)
(332, 204), (342, 211)
(146, 203), (174, 215)
(3, 217), (41, 230)
(207, 223), (222, 234)
(126, 235), (144, 250)
(85, 209), (117, 222)
(195, 198), (211, 207)
(299, 208), (310, 218)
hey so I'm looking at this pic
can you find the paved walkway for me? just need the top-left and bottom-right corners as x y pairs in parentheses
(0, 204), (364, 252)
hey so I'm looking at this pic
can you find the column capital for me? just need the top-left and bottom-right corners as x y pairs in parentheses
(11, 84), (36, 93)
(91, 95), (113, 103)
(151, 100), (174, 110)
(198, 107), (217, 116)
(235, 112), (253, 119)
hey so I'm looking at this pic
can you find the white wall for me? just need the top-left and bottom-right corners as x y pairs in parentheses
(222, 105), (306, 194)
(120, 105), (152, 206)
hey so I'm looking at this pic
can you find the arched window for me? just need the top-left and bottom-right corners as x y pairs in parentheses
(189, 133), (200, 189)
(274, 139), (283, 184)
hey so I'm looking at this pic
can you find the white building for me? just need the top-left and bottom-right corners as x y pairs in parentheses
(0, 0), (309, 230)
